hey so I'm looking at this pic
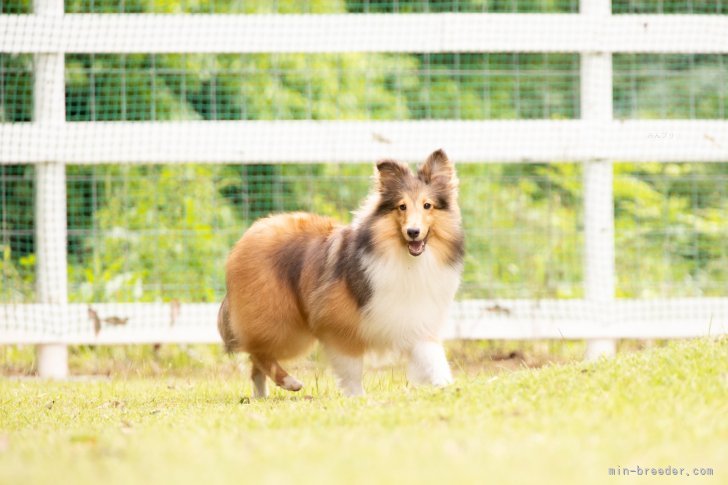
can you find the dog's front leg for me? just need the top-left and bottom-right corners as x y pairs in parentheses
(407, 341), (454, 387)
(325, 346), (365, 397)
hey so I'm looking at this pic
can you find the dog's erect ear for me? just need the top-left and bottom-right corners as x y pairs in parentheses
(375, 159), (410, 191)
(418, 149), (456, 187)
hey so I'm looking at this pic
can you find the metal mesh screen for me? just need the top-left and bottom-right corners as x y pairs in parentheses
(614, 54), (728, 119)
(0, 165), (34, 302)
(3, 0), (728, 13)
(64, 53), (580, 121)
(63, 0), (580, 14)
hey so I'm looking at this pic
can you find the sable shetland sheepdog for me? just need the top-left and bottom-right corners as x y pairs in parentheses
(218, 149), (464, 397)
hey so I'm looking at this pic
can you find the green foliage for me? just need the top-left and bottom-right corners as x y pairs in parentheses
(0, 0), (30, 14)
(613, 0), (728, 14)
(0, 55), (33, 122)
(614, 54), (728, 119)
(62, 0), (579, 14)
(346, 0), (578, 13)
(458, 163), (583, 299)
(64, 52), (580, 122)
(0, 246), (35, 302)
(614, 163), (728, 297)
(0, 165), (35, 302)
(67, 165), (238, 302)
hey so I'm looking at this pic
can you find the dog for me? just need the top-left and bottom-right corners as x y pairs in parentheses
(218, 149), (464, 397)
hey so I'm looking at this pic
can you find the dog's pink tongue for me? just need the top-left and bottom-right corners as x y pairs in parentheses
(407, 240), (425, 256)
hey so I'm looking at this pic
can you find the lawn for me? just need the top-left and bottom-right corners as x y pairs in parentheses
(0, 338), (726, 485)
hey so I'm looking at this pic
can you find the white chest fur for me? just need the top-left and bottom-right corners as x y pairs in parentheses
(358, 248), (461, 350)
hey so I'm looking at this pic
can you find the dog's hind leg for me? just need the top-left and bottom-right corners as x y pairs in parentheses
(249, 354), (303, 393)
(250, 357), (269, 398)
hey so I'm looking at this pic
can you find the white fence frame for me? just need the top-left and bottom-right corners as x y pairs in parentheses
(1, 0), (727, 376)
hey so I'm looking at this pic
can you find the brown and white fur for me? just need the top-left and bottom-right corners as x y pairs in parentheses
(218, 149), (464, 397)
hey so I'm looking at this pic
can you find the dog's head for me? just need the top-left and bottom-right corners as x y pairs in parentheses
(373, 149), (462, 261)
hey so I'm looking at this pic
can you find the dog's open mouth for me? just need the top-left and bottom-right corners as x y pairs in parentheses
(407, 240), (426, 256)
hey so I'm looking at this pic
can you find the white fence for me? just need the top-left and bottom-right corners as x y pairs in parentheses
(1, 0), (727, 376)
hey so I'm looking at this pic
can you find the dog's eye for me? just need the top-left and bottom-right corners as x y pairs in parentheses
(398, 204), (407, 211)
(424, 202), (432, 210)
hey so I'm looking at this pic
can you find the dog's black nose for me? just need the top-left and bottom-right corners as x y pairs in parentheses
(407, 228), (420, 240)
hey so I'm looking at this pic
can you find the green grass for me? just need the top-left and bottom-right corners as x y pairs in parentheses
(0, 338), (726, 485)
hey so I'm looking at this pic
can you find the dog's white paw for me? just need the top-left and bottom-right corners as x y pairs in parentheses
(407, 341), (454, 387)
(429, 371), (454, 388)
(281, 375), (303, 392)
(410, 362), (453, 387)
(341, 384), (366, 397)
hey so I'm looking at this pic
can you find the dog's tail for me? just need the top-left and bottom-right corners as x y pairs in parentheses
(217, 295), (237, 353)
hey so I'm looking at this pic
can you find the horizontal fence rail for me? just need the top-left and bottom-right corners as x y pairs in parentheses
(1, 299), (726, 344)
(2, 120), (728, 164)
(2, 14), (728, 54)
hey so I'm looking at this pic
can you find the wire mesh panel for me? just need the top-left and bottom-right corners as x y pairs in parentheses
(0, 165), (35, 302)
(63, 0), (580, 14)
(612, 1), (728, 14)
(1, 0), (727, 346)
(64, 53), (580, 121)
(0, 55), (33, 122)
(614, 54), (728, 119)
(614, 164), (728, 298)
(5, 0), (728, 14)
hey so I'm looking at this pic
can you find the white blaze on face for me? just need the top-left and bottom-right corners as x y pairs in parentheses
(404, 200), (425, 237)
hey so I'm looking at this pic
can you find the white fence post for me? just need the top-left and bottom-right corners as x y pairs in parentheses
(34, 0), (68, 378)
(582, 0), (617, 360)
